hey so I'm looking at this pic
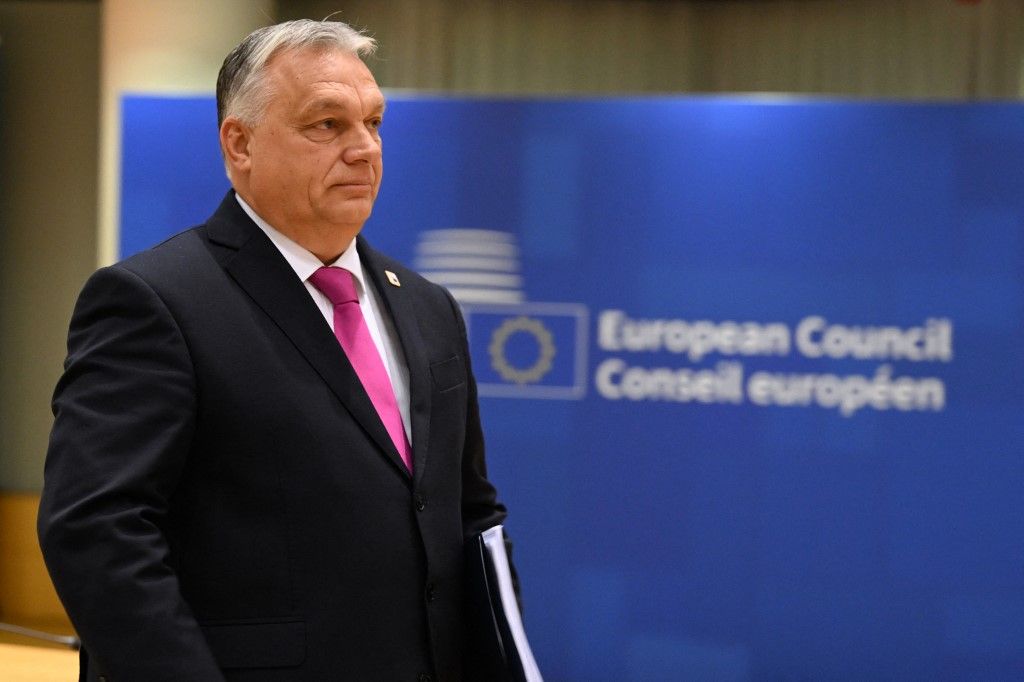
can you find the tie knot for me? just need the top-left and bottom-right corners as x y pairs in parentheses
(309, 267), (358, 305)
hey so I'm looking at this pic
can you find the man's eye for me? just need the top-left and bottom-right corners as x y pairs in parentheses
(368, 118), (383, 131)
(315, 119), (336, 130)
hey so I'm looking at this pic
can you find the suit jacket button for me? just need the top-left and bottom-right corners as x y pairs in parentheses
(425, 583), (436, 602)
(414, 494), (426, 511)
(418, 674), (433, 682)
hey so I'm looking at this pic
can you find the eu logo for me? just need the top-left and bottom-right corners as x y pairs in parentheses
(462, 303), (589, 400)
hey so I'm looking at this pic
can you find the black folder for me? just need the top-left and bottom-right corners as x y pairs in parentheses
(463, 525), (543, 682)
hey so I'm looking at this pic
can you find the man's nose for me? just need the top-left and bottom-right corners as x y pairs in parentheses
(343, 126), (381, 165)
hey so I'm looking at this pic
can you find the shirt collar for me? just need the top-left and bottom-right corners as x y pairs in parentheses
(234, 192), (369, 294)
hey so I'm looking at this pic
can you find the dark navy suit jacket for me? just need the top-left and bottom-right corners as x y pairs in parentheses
(39, 193), (509, 681)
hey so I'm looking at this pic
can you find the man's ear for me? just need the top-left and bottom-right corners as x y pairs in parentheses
(220, 116), (253, 176)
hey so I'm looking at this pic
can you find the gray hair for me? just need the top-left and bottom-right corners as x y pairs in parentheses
(216, 19), (377, 127)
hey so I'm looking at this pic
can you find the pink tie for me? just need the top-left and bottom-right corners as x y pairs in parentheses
(309, 267), (412, 471)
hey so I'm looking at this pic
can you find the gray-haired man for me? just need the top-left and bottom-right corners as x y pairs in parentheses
(39, 19), (511, 681)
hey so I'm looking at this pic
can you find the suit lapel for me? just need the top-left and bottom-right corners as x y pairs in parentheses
(205, 195), (411, 480)
(359, 238), (433, 487)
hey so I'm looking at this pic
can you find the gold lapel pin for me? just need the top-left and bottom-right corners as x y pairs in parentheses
(385, 270), (401, 287)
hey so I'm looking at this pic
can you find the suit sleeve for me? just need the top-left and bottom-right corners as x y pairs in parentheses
(442, 288), (507, 538)
(38, 265), (225, 681)
(443, 289), (523, 604)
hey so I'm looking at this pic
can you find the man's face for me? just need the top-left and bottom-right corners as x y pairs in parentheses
(241, 48), (384, 240)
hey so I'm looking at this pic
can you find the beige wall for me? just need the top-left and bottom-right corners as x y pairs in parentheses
(0, 0), (100, 631)
(280, 0), (1024, 98)
(0, 1), (101, 493)
(97, 0), (274, 265)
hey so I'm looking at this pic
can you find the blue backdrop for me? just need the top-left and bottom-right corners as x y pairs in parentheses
(121, 95), (1024, 681)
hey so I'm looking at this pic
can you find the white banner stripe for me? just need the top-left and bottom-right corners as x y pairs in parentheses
(421, 272), (523, 288)
(417, 241), (519, 257)
(415, 256), (520, 272)
(420, 228), (516, 242)
(444, 288), (524, 303)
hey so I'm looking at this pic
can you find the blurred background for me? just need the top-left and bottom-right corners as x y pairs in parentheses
(1, 0), (1022, 677)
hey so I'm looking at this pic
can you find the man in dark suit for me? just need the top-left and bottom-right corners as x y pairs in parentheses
(39, 19), (511, 681)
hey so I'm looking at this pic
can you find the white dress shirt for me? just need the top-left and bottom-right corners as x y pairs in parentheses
(235, 194), (412, 444)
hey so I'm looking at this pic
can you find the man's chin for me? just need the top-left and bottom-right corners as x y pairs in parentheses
(319, 202), (374, 230)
